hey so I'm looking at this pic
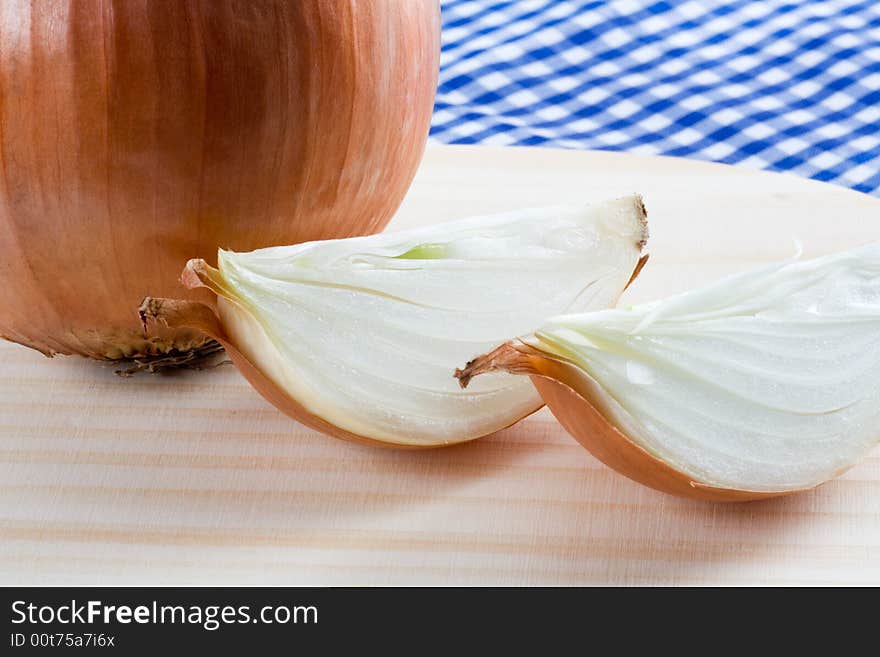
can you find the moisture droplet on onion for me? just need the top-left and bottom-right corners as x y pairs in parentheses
(141, 196), (648, 447)
(456, 244), (880, 500)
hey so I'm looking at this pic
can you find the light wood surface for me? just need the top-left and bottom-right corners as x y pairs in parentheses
(2, 145), (879, 585)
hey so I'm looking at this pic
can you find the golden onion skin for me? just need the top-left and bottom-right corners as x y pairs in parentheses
(0, 0), (440, 360)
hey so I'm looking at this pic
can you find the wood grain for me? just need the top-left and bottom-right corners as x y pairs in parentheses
(1, 144), (879, 585)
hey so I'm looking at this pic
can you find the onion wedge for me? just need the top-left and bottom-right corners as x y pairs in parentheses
(143, 196), (648, 447)
(457, 244), (880, 500)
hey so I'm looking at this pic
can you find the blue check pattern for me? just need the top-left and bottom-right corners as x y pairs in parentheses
(432, 0), (880, 195)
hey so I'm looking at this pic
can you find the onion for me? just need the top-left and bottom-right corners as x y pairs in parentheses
(141, 196), (648, 447)
(0, 0), (440, 362)
(456, 245), (880, 500)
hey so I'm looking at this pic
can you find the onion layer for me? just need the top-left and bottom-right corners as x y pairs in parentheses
(0, 0), (440, 361)
(143, 196), (648, 447)
(457, 244), (880, 500)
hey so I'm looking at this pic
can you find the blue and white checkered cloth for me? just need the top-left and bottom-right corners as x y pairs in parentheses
(432, 0), (880, 195)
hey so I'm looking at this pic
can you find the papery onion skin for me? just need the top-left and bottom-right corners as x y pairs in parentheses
(456, 342), (801, 501)
(0, 0), (440, 360)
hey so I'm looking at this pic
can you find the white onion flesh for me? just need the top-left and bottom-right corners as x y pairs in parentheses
(530, 244), (880, 491)
(214, 197), (647, 445)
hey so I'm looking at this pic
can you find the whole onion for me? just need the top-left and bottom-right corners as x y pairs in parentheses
(0, 0), (440, 361)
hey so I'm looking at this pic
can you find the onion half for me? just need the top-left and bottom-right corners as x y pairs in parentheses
(143, 196), (649, 447)
(457, 245), (880, 500)
(0, 0), (440, 362)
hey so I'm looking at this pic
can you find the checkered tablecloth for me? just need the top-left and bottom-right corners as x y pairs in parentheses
(431, 0), (880, 194)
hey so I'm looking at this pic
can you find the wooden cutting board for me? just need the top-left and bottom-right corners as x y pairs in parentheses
(2, 145), (879, 585)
